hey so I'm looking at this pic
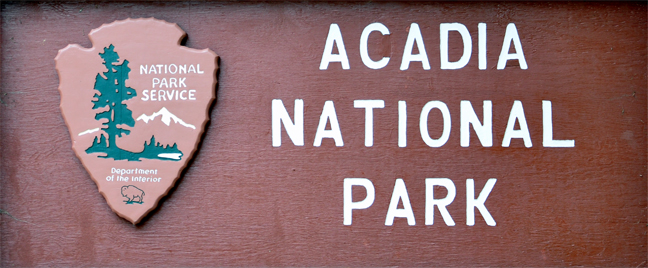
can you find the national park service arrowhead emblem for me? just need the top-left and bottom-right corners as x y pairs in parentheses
(56, 18), (217, 224)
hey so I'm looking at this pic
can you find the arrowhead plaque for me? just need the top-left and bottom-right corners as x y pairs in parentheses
(56, 18), (217, 224)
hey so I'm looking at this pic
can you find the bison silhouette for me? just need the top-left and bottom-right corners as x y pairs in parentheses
(121, 185), (145, 204)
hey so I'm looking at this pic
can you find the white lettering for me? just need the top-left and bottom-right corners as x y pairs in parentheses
(360, 22), (390, 69)
(420, 101), (451, 148)
(320, 24), (350, 70)
(440, 23), (472, 69)
(158, 90), (167, 101)
(152, 78), (160, 88)
(502, 100), (532, 147)
(141, 89), (194, 102)
(460, 100), (493, 147)
(343, 178), (375, 226)
(466, 178), (497, 226)
(313, 101), (344, 147)
(166, 90), (175, 101)
(272, 99), (304, 147)
(398, 100), (407, 148)
(400, 23), (430, 70)
(354, 100), (385, 147)
(385, 179), (416, 226)
(542, 100), (575, 147)
(169, 64), (177, 74)
(497, 23), (527, 70)
(478, 23), (487, 70)
(426, 178), (456, 226)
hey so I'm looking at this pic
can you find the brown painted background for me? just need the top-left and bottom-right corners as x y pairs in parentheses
(1, 1), (646, 267)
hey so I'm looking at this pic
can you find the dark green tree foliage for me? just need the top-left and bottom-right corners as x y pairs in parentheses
(86, 45), (183, 161)
(92, 44), (136, 145)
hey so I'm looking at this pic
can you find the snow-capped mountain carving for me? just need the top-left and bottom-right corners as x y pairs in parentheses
(78, 127), (101, 136)
(136, 107), (196, 129)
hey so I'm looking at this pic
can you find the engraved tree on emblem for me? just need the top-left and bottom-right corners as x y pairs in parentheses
(86, 44), (183, 161)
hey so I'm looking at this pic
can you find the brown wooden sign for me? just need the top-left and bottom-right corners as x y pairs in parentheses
(1, 1), (646, 267)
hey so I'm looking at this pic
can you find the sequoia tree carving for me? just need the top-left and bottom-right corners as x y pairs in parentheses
(86, 44), (183, 161)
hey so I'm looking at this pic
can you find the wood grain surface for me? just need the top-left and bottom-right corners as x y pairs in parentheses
(1, 1), (646, 267)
